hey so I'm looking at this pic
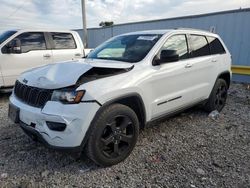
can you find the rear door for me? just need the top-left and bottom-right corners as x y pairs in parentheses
(0, 32), (52, 86)
(187, 34), (218, 98)
(49, 32), (83, 63)
(207, 36), (228, 70)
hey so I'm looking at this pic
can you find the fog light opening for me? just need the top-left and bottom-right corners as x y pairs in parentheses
(46, 122), (67, 132)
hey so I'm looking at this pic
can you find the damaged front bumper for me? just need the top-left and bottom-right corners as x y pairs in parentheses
(9, 94), (100, 150)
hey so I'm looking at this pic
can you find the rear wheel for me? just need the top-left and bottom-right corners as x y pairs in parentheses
(204, 79), (228, 112)
(86, 104), (139, 166)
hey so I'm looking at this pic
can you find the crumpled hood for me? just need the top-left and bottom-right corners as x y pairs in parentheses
(18, 59), (133, 89)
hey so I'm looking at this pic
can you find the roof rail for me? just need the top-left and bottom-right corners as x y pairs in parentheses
(174, 27), (210, 32)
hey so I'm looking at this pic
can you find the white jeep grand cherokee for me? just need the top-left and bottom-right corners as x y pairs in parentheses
(9, 29), (232, 166)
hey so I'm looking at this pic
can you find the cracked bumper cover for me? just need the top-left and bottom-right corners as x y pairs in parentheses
(9, 94), (100, 150)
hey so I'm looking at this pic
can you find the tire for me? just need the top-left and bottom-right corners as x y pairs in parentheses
(85, 104), (139, 166)
(204, 78), (228, 112)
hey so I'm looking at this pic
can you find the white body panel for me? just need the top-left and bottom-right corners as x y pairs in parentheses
(9, 95), (99, 147)
(0, 49), (53, 86)
(19, 59), (133, 89)
(0, 29), (84, 88)
(9, 29), (232, 148)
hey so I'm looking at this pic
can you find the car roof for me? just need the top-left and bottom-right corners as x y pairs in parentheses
(122, 30), (172, 35)
(8, 29), (77, 33)
(121, 28), (218, 37)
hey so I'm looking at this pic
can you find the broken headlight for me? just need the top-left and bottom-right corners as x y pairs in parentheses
(51, 90), (85, 104)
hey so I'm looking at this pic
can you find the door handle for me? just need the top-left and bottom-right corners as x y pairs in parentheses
(212, 59), (217, 62)
(43, 54), (51, 58)
(75, 53), (81, 57)
(185, 63), (193, 68)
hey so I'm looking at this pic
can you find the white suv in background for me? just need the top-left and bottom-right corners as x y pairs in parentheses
(9, 29), (232, 166)
(0, 30), (85, 89)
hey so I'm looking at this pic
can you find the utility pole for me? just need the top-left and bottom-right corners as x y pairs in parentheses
(81, 0), (87, 48)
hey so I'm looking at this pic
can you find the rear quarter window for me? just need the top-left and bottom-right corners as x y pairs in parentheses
(207, 36), (226, 55)
(51, 32), (76, 49)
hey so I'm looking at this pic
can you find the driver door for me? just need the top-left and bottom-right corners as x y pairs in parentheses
(0, 32), (52, 86)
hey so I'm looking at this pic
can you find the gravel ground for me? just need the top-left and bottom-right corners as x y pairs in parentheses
(0, 83), (250, 188)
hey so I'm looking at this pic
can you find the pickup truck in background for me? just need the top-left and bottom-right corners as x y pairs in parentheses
(0, 29), (90, 90)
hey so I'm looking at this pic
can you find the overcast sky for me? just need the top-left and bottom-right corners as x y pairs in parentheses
(0, 0), (249, 31)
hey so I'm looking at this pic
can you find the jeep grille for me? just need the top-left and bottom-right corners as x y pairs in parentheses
(14, 80), (52, 108)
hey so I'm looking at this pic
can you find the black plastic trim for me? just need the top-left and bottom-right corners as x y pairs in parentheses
(157, 96), (182, 106)
(148, 100), (205, 126)
(216, 71), (231, 88)
(101, 93), (146, 126)
(78, 92), (147, 149)
(44, 32), (53, 49)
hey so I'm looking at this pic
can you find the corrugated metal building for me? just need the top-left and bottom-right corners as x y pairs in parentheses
(76, 8), (250, 83)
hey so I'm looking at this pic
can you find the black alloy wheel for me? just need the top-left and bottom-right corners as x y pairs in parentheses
(214, 84), (227, 111)
(86, 104), (139, 166)
(204, 78), (228, 112)
(100, 115), (135, 158)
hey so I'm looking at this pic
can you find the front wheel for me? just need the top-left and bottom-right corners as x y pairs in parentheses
(204, 78), (228, 112)
(85, 104), (139, 166)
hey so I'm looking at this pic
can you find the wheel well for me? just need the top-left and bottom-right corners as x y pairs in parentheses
(111, 95), (146, 129)
(218, 71), (231, 88)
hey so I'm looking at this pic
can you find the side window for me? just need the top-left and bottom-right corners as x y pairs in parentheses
(15, 32), (46, 53)
(162, 35), (189, 60)
(190, 35), (210, 58)
(51, 32), (76, 49)
(207, 36), (226, 55)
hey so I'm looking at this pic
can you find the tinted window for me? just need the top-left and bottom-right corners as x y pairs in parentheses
(190, 35), (210, 57)
(51, 33), (76, 49)
(162, 35), (189, 60)
(207, 36), (226, 55)
(15, 32), (46, 53)
(0, 30), (17, 44)
(87, 34), (162, 63)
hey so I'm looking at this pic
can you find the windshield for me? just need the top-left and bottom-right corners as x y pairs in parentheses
(0, 30), (17, 45)
(87, 34), (162, 63)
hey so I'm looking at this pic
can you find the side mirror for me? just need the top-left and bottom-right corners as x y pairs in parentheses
(153, 49), (179, 66)
(83, 49), (93, 58)
(6, 38), (22, 54)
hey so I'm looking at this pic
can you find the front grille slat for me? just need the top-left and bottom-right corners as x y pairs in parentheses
(14, 80), (52, 108)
